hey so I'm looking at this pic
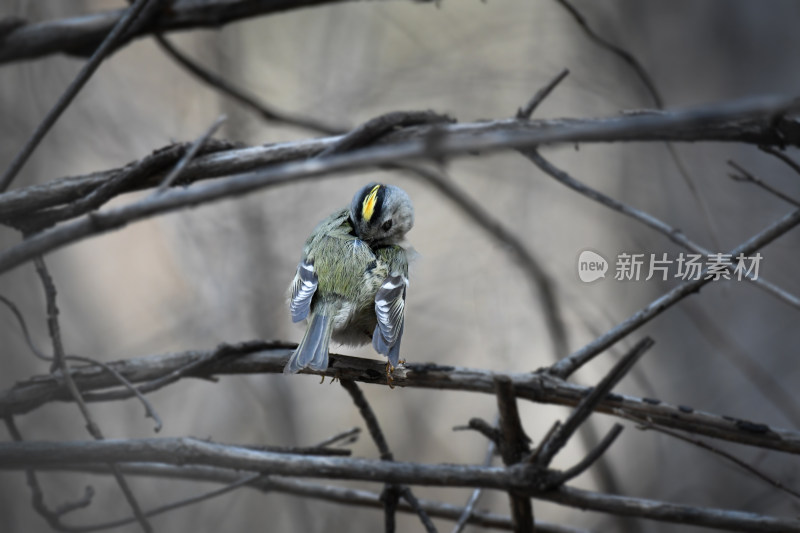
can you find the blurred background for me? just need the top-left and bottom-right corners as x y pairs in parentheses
(1, 1), (800, 531)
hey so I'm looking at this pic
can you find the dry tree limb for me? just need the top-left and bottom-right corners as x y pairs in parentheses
(494, 377), (534, 533)
(44, 462), (592, 533)
(2, 437), (798, 532)
(154, 115), (228, 194)
(516, 68), (570, 119)
(3, 344), (800, 455)
(0, 1), (358, 64)
(1, 95), (799, 225)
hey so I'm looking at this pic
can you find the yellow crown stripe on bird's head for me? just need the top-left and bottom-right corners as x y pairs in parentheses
(362, 184), (382, 221)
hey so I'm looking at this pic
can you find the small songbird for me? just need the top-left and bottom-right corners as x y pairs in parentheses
(284, 183), (414, 379)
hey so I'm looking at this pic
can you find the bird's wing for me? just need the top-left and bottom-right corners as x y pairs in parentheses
(372, 273), (407, 367)
(289, 259), (318, 323)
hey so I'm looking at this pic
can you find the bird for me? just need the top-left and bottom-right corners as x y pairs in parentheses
(284, 183), (414, 381)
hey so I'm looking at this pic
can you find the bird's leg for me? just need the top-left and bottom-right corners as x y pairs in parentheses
(329, 369), (341, 385)
(385, 361), (395, 389)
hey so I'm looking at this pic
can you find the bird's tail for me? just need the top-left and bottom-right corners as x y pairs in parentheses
(284, 311), (334, 374)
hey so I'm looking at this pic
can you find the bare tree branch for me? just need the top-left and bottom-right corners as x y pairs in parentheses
(0, 1), (370, 64)
(1, 96), (799, 226)
(494, 377), (534, 533)
(2, 437), (798, 532)
(3, 344), (800, 455)
(517, 68), (571, 119)
(155, 115), (228, 194)
(547, 424), (624, 487)
(49, 463), (592, 533)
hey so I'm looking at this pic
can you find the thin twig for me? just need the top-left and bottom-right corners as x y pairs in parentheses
(728, 160), (800, 207)
(553, 0), (661, 107)
(317, 110), (453, 158)
(451, 426), (497, 533)
(517, 68), (570, 119)
(536, 339), (653, 467)
(339, 380), (393, 461)
(66, 355), (163, 433)
(0, 0), (158, 192)
(633, 418), (800, 502)
(313, 427), (361, 448)
(155, 115), (227, 194)
(759, 145), (800, 176)
(154, 34), (345, 136)
(453, 418), (501, 447)
(340, 379), (437, 533)
(0, 294), (50, 361)
(57, 473), (263, 532)
(548, 424), (624, 487)
(3, 415), (95, 532)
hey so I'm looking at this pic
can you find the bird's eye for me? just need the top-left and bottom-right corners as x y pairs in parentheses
(382, 219), (393, 232)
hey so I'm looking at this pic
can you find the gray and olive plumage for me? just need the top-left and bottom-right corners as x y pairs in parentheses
(285, 183), (414, 376)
